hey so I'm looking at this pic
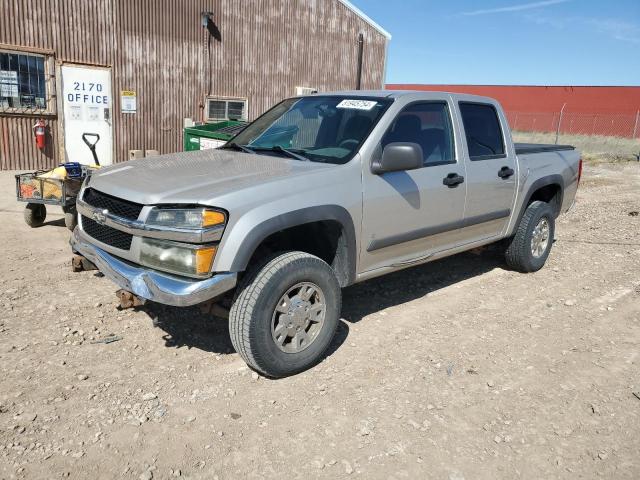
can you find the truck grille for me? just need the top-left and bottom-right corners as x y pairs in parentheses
(83, 188), (143, 221)
(81, 215), (133, 250)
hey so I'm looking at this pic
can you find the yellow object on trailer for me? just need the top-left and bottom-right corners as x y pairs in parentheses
(36, 166), (68, 200)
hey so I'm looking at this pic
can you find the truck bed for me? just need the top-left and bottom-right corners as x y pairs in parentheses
(515, 143), (575, 155)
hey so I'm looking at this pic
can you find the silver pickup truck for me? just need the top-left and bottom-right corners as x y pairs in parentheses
(71, 90), (582, 377)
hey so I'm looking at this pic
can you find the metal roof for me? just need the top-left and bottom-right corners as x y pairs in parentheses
(337, 0), (392, 40)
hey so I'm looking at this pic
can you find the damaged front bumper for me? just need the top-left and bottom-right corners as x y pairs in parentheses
(70, 228), (237, 307)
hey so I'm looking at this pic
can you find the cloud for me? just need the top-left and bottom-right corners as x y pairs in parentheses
(585, 18), (640, 44)
(522, 14), (640, 44)
(461, 0), (570, 16)
(521, 12), (567, 29)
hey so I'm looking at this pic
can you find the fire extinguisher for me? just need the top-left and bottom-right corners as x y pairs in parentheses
(33, 119), (46, 150)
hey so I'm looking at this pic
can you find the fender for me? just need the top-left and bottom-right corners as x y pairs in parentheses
(512, 174), (565, 232)
(228, 205), (358, 285)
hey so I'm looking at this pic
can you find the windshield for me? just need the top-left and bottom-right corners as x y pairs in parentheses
(228, 96), (393, 164)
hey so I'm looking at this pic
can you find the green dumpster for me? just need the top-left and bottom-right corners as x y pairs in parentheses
(183, 121), (248, 151)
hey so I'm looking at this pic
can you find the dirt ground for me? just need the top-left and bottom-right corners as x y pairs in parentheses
(0, 163), (639, 480)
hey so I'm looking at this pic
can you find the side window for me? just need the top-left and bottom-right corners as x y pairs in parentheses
(381, 102), (455, 166)
(459, 102), (505, 160)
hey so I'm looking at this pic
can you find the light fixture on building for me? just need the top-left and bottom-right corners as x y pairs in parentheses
(201, 12), (213, 28)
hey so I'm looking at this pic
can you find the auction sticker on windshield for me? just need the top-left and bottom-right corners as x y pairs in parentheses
(336, 99), (378, 110)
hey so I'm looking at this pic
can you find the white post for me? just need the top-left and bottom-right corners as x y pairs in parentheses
(633, 110), (639, 139)
(555, 103), (566, 144)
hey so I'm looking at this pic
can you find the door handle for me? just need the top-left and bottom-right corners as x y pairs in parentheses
(443, 173), (464, 187)
(498, 166), (515, 179)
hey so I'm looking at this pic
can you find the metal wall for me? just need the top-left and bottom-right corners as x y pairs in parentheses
(0, 0), (389, 170)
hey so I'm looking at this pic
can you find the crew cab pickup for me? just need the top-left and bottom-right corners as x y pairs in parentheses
(71, 90), (582, 377)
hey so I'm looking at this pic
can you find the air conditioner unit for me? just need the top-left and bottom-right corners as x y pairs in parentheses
(295, 86), (318, 96)
(205, 97), (248, 122)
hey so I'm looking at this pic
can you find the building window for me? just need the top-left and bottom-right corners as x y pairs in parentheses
(0, 49), (52, 113)
(206, 97), (247, 122)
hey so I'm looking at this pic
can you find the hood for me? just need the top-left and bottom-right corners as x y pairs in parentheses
(87, 148), (333, 205)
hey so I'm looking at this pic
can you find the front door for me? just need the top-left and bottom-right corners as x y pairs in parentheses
(61, 64), (113, 165)
(360, 100), (467, 273)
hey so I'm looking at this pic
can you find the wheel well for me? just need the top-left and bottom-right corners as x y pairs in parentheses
(245, 221), (352, 287)
(527, 183), (562, 216)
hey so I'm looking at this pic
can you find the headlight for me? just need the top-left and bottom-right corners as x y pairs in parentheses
(140, 238), (216, 278)
(146, 208), (226, 229)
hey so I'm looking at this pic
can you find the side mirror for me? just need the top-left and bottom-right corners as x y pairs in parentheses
(372, 142), (423, 174)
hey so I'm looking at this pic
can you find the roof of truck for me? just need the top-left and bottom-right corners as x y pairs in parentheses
(318, 90), (497, 103)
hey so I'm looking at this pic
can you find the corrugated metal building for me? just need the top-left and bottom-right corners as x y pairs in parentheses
(0, 0), (390, 170)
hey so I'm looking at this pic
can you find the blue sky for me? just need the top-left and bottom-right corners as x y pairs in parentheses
(353, 0), (640, 86)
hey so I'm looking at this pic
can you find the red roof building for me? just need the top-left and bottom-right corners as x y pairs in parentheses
(386, 85), (640, 137)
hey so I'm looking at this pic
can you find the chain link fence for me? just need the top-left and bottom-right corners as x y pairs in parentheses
(506, 110), (640, 162)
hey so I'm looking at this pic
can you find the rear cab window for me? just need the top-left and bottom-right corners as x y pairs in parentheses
(381, 102), (456, 167)
(459, 102), (506, 160)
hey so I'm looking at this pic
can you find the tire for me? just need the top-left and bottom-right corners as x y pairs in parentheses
(229, 251), (341, 378)
(24, 203), (46, 228)
(505, 200), (555, 272)
(64, 207), (77, 231)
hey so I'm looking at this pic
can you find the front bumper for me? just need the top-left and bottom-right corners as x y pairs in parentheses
(70, 228), (237, 307)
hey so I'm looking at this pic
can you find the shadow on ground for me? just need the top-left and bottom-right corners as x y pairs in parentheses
(341, 249), (506, 323)
(143, 303), (235, 354)
(141, 248), (507, 360)
(41, 217), (66, 228)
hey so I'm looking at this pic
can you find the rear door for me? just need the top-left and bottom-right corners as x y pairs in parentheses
(456, 101), (517, 241)
(360, 99), (467, 272)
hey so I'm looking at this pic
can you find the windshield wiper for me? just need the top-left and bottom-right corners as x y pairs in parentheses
(222, 142), (254, 154)
(272, 145), (310, 162)
(250, 145), (310, 162)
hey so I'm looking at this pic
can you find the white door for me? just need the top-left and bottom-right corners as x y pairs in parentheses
(61, 65), (113, 166)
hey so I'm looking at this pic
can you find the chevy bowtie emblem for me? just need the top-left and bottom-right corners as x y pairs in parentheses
(92, 209), (108, 224)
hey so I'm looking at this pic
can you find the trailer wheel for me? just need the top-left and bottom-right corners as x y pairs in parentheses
(24, 203), (46, 228)
(63, 206), (78, 231)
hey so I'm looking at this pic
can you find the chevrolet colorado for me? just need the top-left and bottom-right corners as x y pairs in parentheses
(71, 90), (582, 377)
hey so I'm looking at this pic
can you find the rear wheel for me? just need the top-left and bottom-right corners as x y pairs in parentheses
(505, 200), (555, 272)
(24, 203), (46, 228)
(229, 251), (341, 378)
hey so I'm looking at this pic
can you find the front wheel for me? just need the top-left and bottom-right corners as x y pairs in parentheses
(229, 251), (341, 378)
(504, 200), (555, 272)
(63, 206), (77, 231)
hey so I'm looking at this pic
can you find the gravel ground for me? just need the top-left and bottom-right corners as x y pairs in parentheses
(0, 163), (639, 480)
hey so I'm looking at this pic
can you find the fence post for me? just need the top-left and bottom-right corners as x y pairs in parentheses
(633, 110), (639, 139)
(555, 103), (566, 144)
